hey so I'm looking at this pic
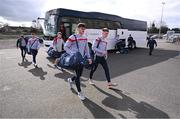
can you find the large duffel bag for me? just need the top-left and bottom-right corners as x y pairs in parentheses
(58, 52), (84, 70)
(58, 34), (92, 70)
(47, 47), (64, 58)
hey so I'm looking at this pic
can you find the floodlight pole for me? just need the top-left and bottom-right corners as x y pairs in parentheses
(158, 2), (165, 39)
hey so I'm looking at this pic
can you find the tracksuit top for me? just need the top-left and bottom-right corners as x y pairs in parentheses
(53, 37), (64, 52)
(147, 39), (157, 48)
(27, 37), (40, 50)
(64, 34), (90, 58)
(17, 38), (27, 47)
(92, 37), (108, 57)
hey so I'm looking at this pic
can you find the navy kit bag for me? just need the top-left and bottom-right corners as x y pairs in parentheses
(47, 47), (53, 54)
(47, 47), (64, 58)
(58, 35), (84, 70)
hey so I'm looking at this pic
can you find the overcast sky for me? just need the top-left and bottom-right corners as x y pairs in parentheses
(0, 0), (179, 28)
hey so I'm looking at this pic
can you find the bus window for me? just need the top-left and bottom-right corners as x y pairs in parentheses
(115, 22), (121, 29)
(107, 21), (113, 29)
(45, 15), (56, 35)
(62, 17), (79, 23)
(72, 23), (78, 34)
(64, 23), (71, 39)
(59, 24), (66, 40)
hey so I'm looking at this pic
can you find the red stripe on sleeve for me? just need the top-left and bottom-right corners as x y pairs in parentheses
(67, 38), (76, 42)
(78, 38), (87, 41)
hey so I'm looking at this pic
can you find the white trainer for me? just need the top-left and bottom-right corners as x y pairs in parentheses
(67, 78), (73, 89)
(78, 92), (86, 100)
(88, 79), (95, 85)
(34, 63), (38, 68)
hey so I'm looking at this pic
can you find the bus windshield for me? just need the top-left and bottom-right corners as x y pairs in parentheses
(44, 15), (56, 36)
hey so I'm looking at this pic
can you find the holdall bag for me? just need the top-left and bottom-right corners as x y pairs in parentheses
(47, 47), (53, 54)
(58, 51), (84, 70)
(53, 50), (65, 58)
(47, 47), (53, 57)
(48, 48), (55, 57)
(48, 48), (65, 58)
(58, 35), (84, 70)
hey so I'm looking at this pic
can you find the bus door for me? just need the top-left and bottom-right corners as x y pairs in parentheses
(117, 29), (129, 46)
(63, 22), (71, 40)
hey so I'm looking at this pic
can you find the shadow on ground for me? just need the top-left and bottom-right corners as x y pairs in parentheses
(83, 48), (179, 81)
(91, 85), (170, 118)
(54, 70), (87, 88)
(28, 67), (47, 80)
(82, 98), (115, 118)
(46, 56), (55, 64)
(70, 88), (115, 118)
(18, 59), (31, 68)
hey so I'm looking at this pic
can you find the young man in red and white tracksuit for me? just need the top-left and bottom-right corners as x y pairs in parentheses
(53, 32), (65, 68)
(89, 28), (117, 89)
(64, 23), (92, 100)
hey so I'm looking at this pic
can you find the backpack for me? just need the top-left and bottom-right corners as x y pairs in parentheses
(83, 39), (102, 70)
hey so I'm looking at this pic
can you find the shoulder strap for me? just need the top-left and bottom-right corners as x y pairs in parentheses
(30, 39), (37, 48)
(74, 35), (80, 52)
(97, 38), (102, 48)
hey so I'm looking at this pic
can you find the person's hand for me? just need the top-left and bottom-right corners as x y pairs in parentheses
(105, 54), (108, 59)
(88, 59), (92, 64)
(102, 51), (107, 55)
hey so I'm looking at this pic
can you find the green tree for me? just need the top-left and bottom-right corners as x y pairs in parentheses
(172, 28), (180, 33)
(160, 26), (169, 34)
(148, 22), (159, 34)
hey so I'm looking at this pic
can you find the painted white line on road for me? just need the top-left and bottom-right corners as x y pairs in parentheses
(0, 52), (5, 55)
(2, 86), (12, 91)
(5, 56), (17, 59)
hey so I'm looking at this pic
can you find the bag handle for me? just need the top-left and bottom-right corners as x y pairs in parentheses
(97, 37), (102, 48)
(74, 35), (80, 52)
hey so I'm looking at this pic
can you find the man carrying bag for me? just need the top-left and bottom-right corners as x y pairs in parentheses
(59, 23), (92, 100)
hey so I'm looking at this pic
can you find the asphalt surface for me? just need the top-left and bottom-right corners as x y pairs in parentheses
(0, 39), (180, 118)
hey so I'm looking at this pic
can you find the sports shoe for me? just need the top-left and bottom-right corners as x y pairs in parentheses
(88, 79), (95, 85)
(78, 92), (86, 100)
(54, 64), (58, 69)
(32, 62), (35, 65)
(108, 82), (118, 89)
(34, 63), (38, 68)
(67, 78), (73, 89)
(116, 51), (120, 54)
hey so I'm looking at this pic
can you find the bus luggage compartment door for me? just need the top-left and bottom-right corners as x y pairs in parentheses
(117, 29), (129, 46)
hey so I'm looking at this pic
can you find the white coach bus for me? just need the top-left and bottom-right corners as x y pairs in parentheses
(41, 8), (147, 50)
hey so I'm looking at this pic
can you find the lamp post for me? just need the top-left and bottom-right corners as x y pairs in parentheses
(158, 2), (165, 39)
